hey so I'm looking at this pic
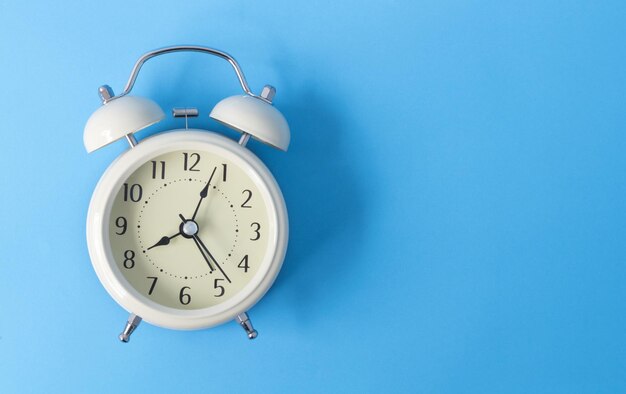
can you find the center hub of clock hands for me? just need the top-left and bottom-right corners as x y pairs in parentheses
(179, 219), (199, 238)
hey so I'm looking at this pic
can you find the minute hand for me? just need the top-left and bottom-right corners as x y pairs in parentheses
(191, 166), (217, 221)
(194, 234), (231, 283)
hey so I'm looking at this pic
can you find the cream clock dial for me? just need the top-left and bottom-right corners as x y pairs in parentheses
(109, 149), (270, 310)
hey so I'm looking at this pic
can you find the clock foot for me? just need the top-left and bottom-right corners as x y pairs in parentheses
(119, 313), (142, 343)
(235, 312), (258, 340)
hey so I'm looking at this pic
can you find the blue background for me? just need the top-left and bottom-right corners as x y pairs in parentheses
(0, 1), (624, 392)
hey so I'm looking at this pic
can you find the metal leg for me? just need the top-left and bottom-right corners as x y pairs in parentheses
(119, 313), (142, 343)
(235, 312), (258, 339)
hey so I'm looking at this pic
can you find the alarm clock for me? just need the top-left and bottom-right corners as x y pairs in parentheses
(83, 46), (290, 342)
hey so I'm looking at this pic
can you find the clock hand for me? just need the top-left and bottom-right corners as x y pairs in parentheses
(191, 166), (217, 221)
(178, 214), (215, 272)
(191, 236), (215, 272)
(194, 234), (231, 283)
(147, 233), (181, 250)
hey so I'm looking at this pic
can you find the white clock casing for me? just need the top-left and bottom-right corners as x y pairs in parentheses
(86, 130), (288, 330)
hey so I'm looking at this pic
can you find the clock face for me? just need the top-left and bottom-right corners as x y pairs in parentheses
(108, 148), (272, 310)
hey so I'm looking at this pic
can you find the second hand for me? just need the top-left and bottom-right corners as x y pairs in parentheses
(194, 234), (231, 283)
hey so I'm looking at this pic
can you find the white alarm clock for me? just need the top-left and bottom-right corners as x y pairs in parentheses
(83, 46), (290, 342)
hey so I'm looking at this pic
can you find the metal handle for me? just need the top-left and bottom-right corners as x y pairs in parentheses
(113, 45), (255, 100)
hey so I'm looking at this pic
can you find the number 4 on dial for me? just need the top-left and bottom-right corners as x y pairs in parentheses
(238, 255), (249, 273)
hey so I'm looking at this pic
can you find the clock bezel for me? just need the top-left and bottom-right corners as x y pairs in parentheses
(86, 129), (288, 330)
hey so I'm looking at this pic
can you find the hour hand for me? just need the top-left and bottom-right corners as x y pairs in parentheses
(147, 233), (180, 250)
